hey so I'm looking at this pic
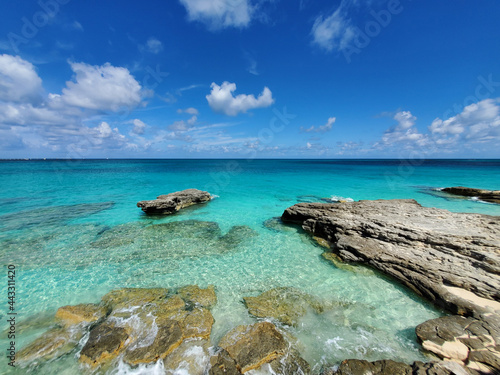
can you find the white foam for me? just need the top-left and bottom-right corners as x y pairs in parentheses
(330, 196), (354, 203)
(111, 359), (165, 375)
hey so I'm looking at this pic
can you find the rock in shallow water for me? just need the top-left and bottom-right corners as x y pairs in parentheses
(243, 287), (323, 326)
(281, 199), (500, 316)
(214, 321), (310, 374)
(442, 186), (500, 204)
(137, 188), (211, 215)
(332, 359), (474, 375)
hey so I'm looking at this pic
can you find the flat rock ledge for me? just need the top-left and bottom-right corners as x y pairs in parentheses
(282, 199), (500, 374)
(137, 188), (211, 215)
(442, 187), (500, 204)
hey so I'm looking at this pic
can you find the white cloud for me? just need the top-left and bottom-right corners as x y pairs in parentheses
(145, 37), (163, 54)
(56, 61), (142, 112)
(206, 81), (274, 116)
(429, 99), (500, 144)
(177, 107), (199, 115)
(179, 0), (254, 29)
(0, 54), (43, 104)
(301, 117), (336, 133)
(311, 6), (356, 52)
(376, 111), (427, 148)
(131, 119), (147, 135)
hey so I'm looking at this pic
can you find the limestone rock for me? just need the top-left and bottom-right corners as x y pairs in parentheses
(164, 339), (210, 375)
(55, 303), (107, 327)
(416, 315), (500, 373)
(178, 284), (217, 309)
(218, 322), (288, 373)
(281, 199), (500, 315)
(79, 323), (129, 367)
(209, 349), (241, 375)
(123, 319), (183, 366)
(18, 327), (82, 363)
(181, 307), (214, 339)
(333, 359), (474, 375)
(137, 189), (211, 215)
(101, 287), (169, 310)
(243, 287), (323, 326)
(442, 187), (500, 204)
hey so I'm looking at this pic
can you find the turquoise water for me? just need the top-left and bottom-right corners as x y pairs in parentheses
(0, 159), (499, 374)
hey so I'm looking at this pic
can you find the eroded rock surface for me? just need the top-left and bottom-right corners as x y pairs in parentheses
(243, 287), (323, 326)
(137, 188), (211, 215)
(332, 359), (474, 375)
(416, 314), (500, 373)
(213, 321), (310, 374)
(55, 303), (107, 327)
(442, 187), (500, 204)
(282, 199), (500, 315)
(282, 199), (500, 374)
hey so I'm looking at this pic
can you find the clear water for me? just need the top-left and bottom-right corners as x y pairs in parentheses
(1, 159), (499, 374)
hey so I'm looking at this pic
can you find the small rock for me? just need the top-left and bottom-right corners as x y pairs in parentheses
(218, 322), (287, 373)
(243, 287), (323, 326)
(178, 285), (217, 309)
(442, 186), (500, 204)
(209, 349), (241, 375)
(164, 339), (210, 375)
(101, 288), (169, 310)
(123, 319), (183, 366)
(79, 323), (129, 367)
(182, 307), (214, 340)
(137, 189), (211, 215)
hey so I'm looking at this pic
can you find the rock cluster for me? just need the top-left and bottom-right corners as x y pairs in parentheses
(18, 286), (310, 374)
(442, 186), (500, 204)
(282, 199), (500, 374)
(137, 188), (211, 215)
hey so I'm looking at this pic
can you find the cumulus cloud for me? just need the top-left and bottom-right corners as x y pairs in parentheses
(179, 0), (254, 29)
(375, 110), (427, 149)
(131, 119), (147, 135)
(206, 81), (274, 116)
(301, 117), (336, 133)
(311, 5), (356, 52)
(0, 54), (44, 104)
(55, 61), (142, 112)
(145, 37), (163, 54)
(429, 99), (500, 145)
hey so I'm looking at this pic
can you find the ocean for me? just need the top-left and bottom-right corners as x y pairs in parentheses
(1, 159), (499, 374)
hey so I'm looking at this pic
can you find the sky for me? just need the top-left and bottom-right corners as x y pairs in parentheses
(0, 0), (499, 159)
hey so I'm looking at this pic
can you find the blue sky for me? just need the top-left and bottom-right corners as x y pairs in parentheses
(0, 0), (499, 158)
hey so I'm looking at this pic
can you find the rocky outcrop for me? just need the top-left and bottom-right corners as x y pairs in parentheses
(137, 188), (211, 214)
(281, 199), (500, 316)
(18, 285), (218, 371)
(442, 187), (500, 204)
(212, 321), (310, 374)
(282, 199), (500, 374)
(330, 359), (474, 375)
(416, 314), (500, 374)
(243, 287), (323, 326)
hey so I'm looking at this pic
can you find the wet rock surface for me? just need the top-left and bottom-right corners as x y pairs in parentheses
(282, 199), (500, 374)
(442, 187), (500, 204)
(137, 188), (211, 215)
(18, 285), (219, 371)
(243, 287), (323, 326)
(331, 359), (475, 375)
(213, 321), (310, 374)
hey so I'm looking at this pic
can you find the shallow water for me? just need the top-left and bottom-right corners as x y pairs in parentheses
(1, 159), (499, 374)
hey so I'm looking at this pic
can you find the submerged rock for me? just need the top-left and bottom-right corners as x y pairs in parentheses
(18, 327), (83, 364)
(178, 284), (217, 309)
(101, 287), (169, 310)
(215, 321), (310, 374)
(137, 188), (211, 215)
(442, 186), (500, 204)
(243, 287), (323, 326)
(55, 303), (107, 327)
(164, 339), (210, 375)
(282, 199), (500, 316)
